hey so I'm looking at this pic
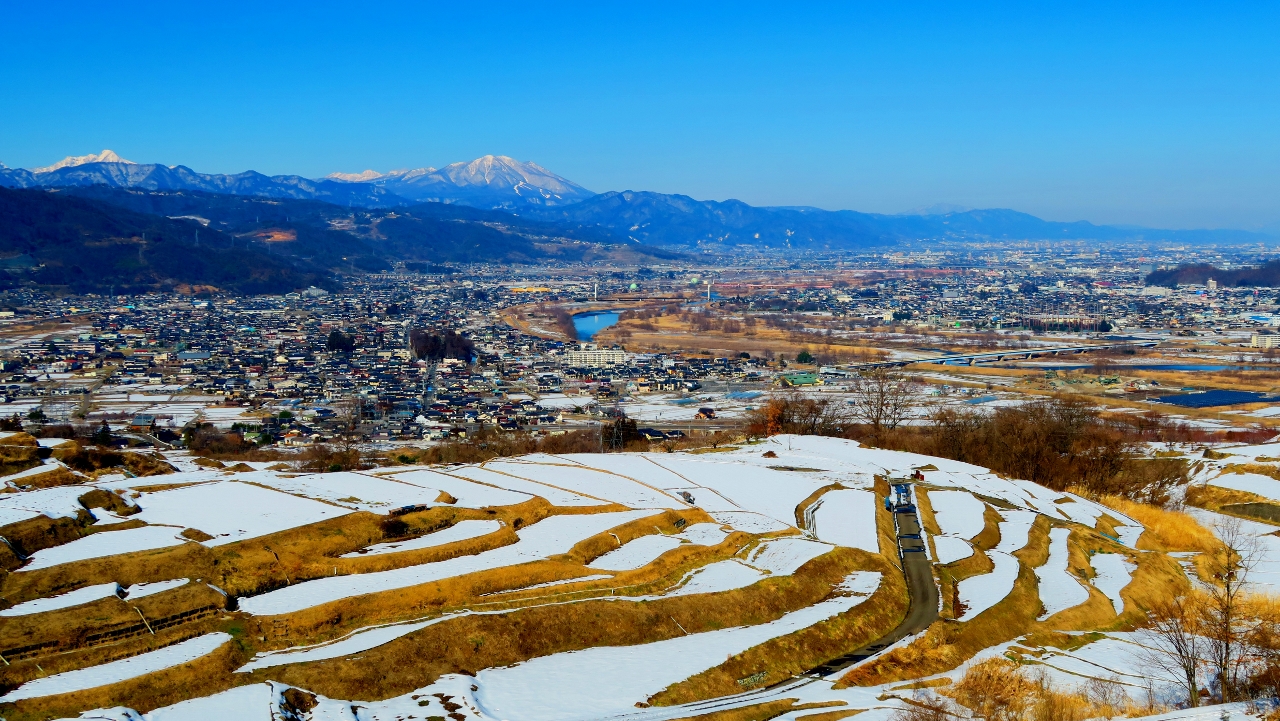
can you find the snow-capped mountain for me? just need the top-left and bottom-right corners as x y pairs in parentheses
(0, 156), (402, 207)
(327, 169), (396, 183)
(2, 151), (592, 211)
(329, 155), (594, 209)
(32, 149), (134, 174)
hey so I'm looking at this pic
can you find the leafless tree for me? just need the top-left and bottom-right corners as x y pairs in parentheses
(1139, 593), (1207, 707)
(332, 396), (364, 433)
(848, 367), (919, 433)
(1203, 516), (1260, 701)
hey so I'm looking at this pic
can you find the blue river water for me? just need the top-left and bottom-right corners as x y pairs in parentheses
(572, 311), (620, 341)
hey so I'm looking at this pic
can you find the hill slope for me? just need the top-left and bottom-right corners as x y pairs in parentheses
(0, 187), (682, 292)
(0, 434), (1220, 720)
(524, 192), (1274, 249)
(0, 187), (331, 294)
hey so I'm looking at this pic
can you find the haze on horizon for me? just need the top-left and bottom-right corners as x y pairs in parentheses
(3, 1), (1279, 232)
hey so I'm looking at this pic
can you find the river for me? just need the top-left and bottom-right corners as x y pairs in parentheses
(572, 311), (620, 341)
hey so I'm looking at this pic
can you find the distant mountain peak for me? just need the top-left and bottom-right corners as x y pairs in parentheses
(326, 169), (388, 182)
(32, 149), (134, 174)
(325, 154), (593, 208)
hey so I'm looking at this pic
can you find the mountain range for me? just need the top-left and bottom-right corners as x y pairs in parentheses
(0, 149), (1274, 294)
(3, 150), (1270, 250)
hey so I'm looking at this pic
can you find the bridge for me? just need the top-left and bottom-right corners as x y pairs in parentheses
(838, 340), (1161, 371)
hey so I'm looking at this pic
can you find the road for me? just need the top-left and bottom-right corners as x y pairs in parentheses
(804, 500), (939, 677)
(839, 340), (1160, 370)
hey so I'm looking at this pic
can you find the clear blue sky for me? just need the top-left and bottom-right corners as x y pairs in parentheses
(3, 2), (1278, 230)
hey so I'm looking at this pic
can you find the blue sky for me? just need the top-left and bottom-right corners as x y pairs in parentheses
(3, 2), (1278, 230)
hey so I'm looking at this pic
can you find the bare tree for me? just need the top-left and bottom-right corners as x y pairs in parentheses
(332, 396), (364, 434)
(848, 367), (919, 433)
(1203, 516), (1260, 701)
(1139, 593), (1207, 707)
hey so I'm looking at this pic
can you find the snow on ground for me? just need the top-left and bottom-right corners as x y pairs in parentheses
(665, 560), (766, 596)
(531, 394), (588, 410)
(447, 466), (606, 506)
(743, 537), (833, 575)
(658, 486), (742, 512)
(548, 453), (687, 491)
(0, 459), (79, 486)
(132, 481), (351, 546)
(341, 519), (504, 558)
(238, 510), (661, 615)
(1026, 632), (1181, 702)
(0, 632), (230, 702)
(1089, 553), (1135, 614)
(21, 526), (187, 571)
(957, 551), (1019, 621)
(375, 469), (533, 507)
(93, 469), (225, 491)
(0, 582), (120, 616)
(707, 436), (878, 487)
(1184, 507), (1280, 594)
(928, 490), (987, 540)
(587, 535), (678, 571)
(0, 485), (90, 525)
(124, 578), (189, 599)
(933, 535), (974, 564)
(1036, 528), (1091, 619)
(145, 682), (275, 721)
(1056, 494), (1106, 526)
(470, 572), (880, 721)
(588, 523), (728, 571)
(810, 489), (878, 553)
(994, 510), (1036, 553)
(642, 455), (828, 528)
(1208, 472), (1280, 502)
(237, 471), (450, 513)
(709, 511), (792, 534)
(1199, 441), (1280, 461)
(486, 460), (686, 509)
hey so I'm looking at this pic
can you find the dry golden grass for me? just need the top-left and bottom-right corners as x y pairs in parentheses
(596, 313), (887, 362)
(971, 505), (1004, 551)
(670, 700), (852, 721)
(1221, 462), (1280, 482)
(650, 560), (906, 705)
(0, 513), (92, 568)
(842, 512), (1190, 690)
(273, 510), (740, 643)
(665, 701), (844, 721)
(789, 708), (863, 721)
(1094, 495), (1219, 552)
(2, 506), (832, 717)
(1185, 483), (1275, 514)
(2, 632), (251, 721)
(250, 548), (879, 703)
(0, 582), (227, 689)
(0, 501), (560, 609)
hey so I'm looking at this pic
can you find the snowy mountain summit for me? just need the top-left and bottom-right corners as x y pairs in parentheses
(327, 154), (593, 209)
(31, 149), (134, 174)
